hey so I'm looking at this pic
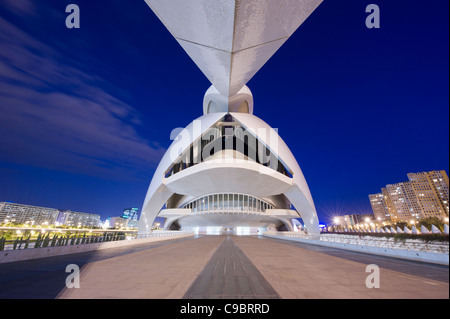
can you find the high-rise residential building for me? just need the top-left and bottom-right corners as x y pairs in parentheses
(386, 182), (422, 221)
(0, 202), (60, 225)
(369, 170), (449, 222)
(0, 201), (100, 227)
(56, 210), (100, 228)
(105, 216), (138, 229)
(369, 193), (387, 221)
(382, 187), (398, 222)
(369, 190), (396, 222)
(407, 170), (449, 217)
(342, 214), (375, 228)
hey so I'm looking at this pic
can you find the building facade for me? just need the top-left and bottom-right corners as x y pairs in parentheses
(106, 216), (139, 229)
(137, 0), (324, 236)
(369, 188), (399, 222)
(369, 193), (389, 222)
(407, 171), (449, 217)
(56, 210), (100, 228)
(369, 170), (449, 222)
(386, 182), (422, 221)
(0, 202), (100, 228)
(0, 202), (60, 226)
(342, 214), (375, 229)
(122, 208), (139, 221)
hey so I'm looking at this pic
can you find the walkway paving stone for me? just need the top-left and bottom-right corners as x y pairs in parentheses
(183, 236), (279, 299)
(57, 235), (224, 299)
(233, 236), (449, 299)
(0, 235), (448, 299)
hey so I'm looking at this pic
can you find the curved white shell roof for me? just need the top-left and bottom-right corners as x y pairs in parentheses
(138, 113), (319, 235)
(145, 0), (323, 97)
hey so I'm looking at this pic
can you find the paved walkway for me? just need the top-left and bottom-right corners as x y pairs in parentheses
(183, 236), (279, 299)
(0, 235), (448, 299)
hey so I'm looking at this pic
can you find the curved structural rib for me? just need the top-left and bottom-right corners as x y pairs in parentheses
(138, 112), (319, 236)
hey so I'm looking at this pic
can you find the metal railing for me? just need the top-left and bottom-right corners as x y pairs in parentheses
(137, 230), (194, 239)
(263, 231), (449, 254)
(0, 232), (130, 251)
(319, 233), (449, 254)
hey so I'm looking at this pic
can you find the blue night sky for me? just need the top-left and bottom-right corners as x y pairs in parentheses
(0, 0), (448, 224)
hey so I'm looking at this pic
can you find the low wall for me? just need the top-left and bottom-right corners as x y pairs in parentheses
(0, 231), (194, 264)
(263, 232), (449, 266)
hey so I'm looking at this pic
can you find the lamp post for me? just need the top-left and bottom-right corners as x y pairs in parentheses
(333, 217), (341, 233)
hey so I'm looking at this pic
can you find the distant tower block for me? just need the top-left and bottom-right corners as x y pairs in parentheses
(138, 0), (324, 236)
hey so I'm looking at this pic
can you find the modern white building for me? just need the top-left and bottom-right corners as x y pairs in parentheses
(138, 0), (323, 236)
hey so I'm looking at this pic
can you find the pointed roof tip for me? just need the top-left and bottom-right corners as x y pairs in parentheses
(420, 225), (430, 234)
(145, 0), (324, 97)
(431, 224), (442, 234)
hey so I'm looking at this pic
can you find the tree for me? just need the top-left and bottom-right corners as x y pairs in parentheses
(418, 217), (445, 232)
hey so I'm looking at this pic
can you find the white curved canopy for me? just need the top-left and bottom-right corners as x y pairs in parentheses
(138, 112), (320, 235)
(145, 0), (323, 98)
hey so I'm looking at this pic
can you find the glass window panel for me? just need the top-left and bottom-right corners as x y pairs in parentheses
(214, 194), (218, 210)
(209, 195), (213, 211)
(239, 194), (243, 210)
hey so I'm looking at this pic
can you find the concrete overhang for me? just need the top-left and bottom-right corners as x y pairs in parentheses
(164, 160), (293, 198)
